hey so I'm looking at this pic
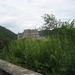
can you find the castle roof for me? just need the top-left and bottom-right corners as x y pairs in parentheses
(23, 29), (38, 33)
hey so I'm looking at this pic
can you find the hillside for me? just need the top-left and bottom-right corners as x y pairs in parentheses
(0, 25), (17, 50)
(0, 26), (17, 39)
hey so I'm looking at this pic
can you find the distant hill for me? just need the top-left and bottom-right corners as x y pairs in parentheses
(0, 26), (17, 39)
(0, 25), (17, 49)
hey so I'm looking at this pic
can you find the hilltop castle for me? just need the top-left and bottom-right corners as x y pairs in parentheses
(18, 29), (40, 39)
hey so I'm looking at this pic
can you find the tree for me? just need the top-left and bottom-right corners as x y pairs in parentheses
(42, 14), (58, 30)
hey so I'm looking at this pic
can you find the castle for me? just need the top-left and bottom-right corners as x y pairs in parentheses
(18, 29), (40, 39)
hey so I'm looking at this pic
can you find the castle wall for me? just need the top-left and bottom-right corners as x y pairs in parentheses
(18, 29), (40, 39)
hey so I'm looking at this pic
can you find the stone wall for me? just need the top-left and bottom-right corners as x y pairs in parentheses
(0, 59), (43, 75)
(0, 69), (11, 75)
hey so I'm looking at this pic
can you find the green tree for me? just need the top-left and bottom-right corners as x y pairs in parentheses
(41, 14), (75, 37)
(42, 14), (58, 30)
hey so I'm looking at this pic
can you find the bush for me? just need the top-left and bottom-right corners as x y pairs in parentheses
(0, 36), (75, 75)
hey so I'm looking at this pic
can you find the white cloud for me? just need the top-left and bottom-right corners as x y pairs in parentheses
(0, 0), (75, 33)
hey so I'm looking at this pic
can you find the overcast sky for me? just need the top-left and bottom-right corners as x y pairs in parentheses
(0, 0), (75, 33)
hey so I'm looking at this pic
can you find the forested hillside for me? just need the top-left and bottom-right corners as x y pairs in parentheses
(0, 26), (17, 50)
(0, 26), (17, 39)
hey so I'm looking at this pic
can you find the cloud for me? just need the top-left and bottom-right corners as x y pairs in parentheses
(0, 0), (75, 33)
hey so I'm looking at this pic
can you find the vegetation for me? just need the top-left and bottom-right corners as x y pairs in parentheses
(0, 26), (17, 39)
(1, 35), (75, 75)
(41, 14), (58, 30)
(0, 25), (17, 50)
(0, 14), (75, 75)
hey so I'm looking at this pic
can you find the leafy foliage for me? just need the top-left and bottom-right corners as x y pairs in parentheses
(42, 14), (58, 30)
(0, 26), (17, 50)
(0, 15), (75, 75)
(0, 34), (75, 75)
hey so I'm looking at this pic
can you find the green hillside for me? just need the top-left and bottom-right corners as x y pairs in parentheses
(0, 25), (17, 50)
(0, 26), (17, 39)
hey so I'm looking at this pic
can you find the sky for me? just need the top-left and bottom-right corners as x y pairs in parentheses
(0, 0), (75, 33)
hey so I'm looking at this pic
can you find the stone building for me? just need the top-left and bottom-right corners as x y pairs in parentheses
(18, 29), (39, 39)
